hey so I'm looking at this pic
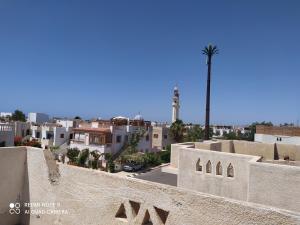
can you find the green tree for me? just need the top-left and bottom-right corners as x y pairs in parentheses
(184, 125), (203, 142)
(74, 116), (81, 120)
(90, 150), (101, 169)
(104, 153), (115, 173)
(223, 131), (239, 140)
(170, 119), (185, 143)
(202, 44), (219, 140)
(77, 149), (90, 167)
(12, 110), (26, 122)
(67, 148), (80, 164)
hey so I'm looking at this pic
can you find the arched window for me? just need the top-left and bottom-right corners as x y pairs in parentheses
(216, 161), (222, 175)
(196, 158), (202, 172)
(227, 163), (234, 177)
(206, 160), (212, 173)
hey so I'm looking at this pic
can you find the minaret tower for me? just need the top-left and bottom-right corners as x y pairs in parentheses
(172, 86), (180, 123)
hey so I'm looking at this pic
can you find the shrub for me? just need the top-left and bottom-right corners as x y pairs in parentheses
(159, 149), (170, 163)
(108, 160), (115, 173)
(77, 149), (90, 167)
(23, 140), (41, 148)
(14, 136), (23, 146)
(144, 152), (161, 166)
(67, 148), (80, 164)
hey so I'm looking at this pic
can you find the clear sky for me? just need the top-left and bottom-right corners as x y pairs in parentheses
(1, 0), (300, 125)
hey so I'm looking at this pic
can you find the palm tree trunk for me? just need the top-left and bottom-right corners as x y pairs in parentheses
(204, 56), (212, 140)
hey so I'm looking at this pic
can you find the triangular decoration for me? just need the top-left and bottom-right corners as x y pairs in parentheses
(154, 206), (169, 224)
(129, 200), (141, 217)
(115, 203), (127, 220)
(142, 210), (153, 225)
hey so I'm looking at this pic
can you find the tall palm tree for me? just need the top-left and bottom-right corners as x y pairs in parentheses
(202, 44), (218, 140)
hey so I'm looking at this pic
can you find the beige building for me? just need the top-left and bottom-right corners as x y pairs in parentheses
(163, 140), (300, 213)
(151, 125), (173, 151)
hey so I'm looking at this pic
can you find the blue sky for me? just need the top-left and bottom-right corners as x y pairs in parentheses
(0, 0), (300, 125)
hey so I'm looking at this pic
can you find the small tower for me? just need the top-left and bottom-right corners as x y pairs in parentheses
(172, 86), (180, 123)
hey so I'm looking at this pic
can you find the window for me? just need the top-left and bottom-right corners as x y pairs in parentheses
(196, 158), (202, 172)
(153, 134), (159, 138)
(26, 129), (30, 136)
(206, 160), (212, 173)
(146, 135), (149, 141)
(46, 132), (53, 139)
(60, 133), (64, 138)
(216, 161), (222, 175)
(36, 132), (40, 138)
(164, 135), (168, 139)
(116, 135), (122, 143)
(227, 163), (234, 177)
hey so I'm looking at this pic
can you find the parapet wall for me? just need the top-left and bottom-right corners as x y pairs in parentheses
(0, 147), (29, 225)
(178, 147), (260, 201)
(1, 147), (300, 225)
(175, 143), (300, 213)
(248, 161), (300, 212)
(170, 140), (300, 169)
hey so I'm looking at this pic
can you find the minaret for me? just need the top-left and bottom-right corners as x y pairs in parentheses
(172, 86), (180, 123)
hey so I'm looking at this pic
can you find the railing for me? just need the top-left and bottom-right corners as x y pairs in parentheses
(70, 139), (85, 143)
(0, 124), (13, 132)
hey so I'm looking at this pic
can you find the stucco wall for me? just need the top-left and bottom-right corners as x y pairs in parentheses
(232, 140), (275, 160)
(1, 147), (300, 225)
(194, 141), (222, 151)
(0, 147), (29, 225)
(275, 143), (300, 161)
(248, 161), (300, 213)
(170, 142), (195, 169)
(177, 147), (260, 201)
(24, 147), (300, 225)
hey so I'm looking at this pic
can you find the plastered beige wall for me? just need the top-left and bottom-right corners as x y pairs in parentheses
(232, 140), (275, 160)
(276, 143), (300, 161)
(1, 147), (300, 225)
(177, 147), (260, 201)
(26, 147), (300, 225)
(248, 161), (300, 213)
(0, 147), (28, 225)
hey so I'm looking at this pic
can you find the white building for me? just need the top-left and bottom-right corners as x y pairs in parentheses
(212, 125), (234, 137)
(0, 123), (14, 147)
(172, 86), (180, 123)
(28, 112), (50, 125)
(255, 125), (300, 145)
(0, 112), (12, 118)
(31, 123), (72, 149)
(55, 119), (74, 129)
(70, 115), (152, 154)
(12, 121), (31, 139)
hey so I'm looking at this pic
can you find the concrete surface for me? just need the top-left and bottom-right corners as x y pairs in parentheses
(1, 147), (300, 225)
(134, 167), (177, 186)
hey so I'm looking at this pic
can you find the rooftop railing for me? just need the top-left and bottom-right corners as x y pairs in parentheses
(0, 124), (13, 132)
